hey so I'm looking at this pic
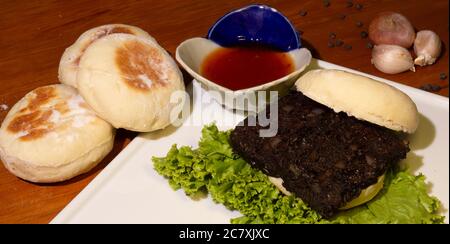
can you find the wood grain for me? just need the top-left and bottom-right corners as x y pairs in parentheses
(0, 0), (448, 224)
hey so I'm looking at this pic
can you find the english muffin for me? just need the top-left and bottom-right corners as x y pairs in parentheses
(0, 84), (115, 183)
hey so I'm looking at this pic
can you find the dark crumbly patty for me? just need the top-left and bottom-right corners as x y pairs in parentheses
(230, 91), (410, 218)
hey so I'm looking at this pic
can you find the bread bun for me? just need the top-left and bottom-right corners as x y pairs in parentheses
(295, 69), (419, 133)
(340, 174), (385, 210)
(269, 175), (384, 209)
(0, 84), (115, 183)
(59, 24), (155, 87)
(76, 33), (185, 132)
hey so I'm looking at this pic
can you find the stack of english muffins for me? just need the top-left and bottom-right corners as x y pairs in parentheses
(0, 24), (185, 183)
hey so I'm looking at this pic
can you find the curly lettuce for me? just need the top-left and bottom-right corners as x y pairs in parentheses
(152, 124), (444, 224)
(331, 170), (444, 224)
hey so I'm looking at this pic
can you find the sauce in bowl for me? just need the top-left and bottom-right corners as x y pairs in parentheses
(200, 46), (295, 91)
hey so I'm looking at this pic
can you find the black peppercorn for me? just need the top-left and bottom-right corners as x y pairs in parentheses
(431, 84), (442, 91)
(420, 84), (442, 92)
(335, 39), (344, 47)
(420, 84), (432, 91)
(360, 31), (368, 39)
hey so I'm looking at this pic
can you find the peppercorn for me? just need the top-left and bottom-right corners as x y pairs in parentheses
(360, 31), (368, 39)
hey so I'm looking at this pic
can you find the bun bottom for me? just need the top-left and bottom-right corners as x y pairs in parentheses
(0, 137), (114, 183)
(340, 174), (385, 210)
(269, 174), (385, 210)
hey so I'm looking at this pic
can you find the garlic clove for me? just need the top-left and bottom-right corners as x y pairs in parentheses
(414, 30), (442, 66)
(371, 44), (415, 74)
(369, 12), (416, 48)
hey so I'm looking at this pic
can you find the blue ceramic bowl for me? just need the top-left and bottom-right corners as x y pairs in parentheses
(207, 4), (301, 52)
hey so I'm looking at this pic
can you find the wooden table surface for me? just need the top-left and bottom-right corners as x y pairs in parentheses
(0, 0), (448, 224)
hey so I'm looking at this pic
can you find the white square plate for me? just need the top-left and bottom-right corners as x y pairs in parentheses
(51, 59), (449, 224)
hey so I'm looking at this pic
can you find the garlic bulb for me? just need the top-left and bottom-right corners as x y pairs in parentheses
(371, 44), (415, 74)
(414, 30), (442, 66)
(369, 12), (416, 48)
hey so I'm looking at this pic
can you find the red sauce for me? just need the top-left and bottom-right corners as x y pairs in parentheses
(200, 46), (295, 90)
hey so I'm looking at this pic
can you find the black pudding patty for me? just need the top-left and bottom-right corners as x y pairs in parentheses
(230, 91), (410, 218)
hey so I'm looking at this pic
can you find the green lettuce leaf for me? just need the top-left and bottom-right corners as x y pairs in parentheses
(331, 170), (444, 224)
(152, 124), (444, 224)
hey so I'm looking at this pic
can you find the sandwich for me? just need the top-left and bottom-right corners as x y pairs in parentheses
(230, 69), (418, 218)
(153, 69), (443, 223)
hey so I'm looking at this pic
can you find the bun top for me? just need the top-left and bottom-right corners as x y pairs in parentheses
(0, 84), (114, 167)
(71, 24), (156, 64)
(76, 34), (185, 132)
(295, 69), (419, 133)
(59, 24), (156, 88)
